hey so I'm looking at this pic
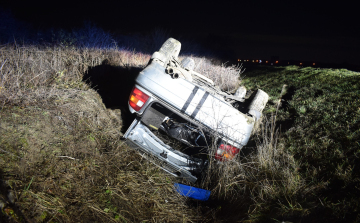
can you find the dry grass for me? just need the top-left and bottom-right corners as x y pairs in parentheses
(1, 18), (358, 221)
(197, 100), (306, 222)
(0, 42), (308, 222)
(0, 42), (245, 222)
(0, 44), (202, 222)
(0, 102), (198, 222)
(181, 56), (244, 92)
(0, 44), (241, 108)
(0, 45), (150, 105)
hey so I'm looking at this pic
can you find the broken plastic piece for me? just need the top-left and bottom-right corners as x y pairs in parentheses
(174, 183), (211, 201)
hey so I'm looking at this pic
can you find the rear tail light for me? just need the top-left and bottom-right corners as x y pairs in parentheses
(215, 144), (240, 161)
(129, 87), (150, 111)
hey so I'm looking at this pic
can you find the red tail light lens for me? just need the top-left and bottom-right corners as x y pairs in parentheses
(129, 87), (150, 111)
(215, 144), (240, 161)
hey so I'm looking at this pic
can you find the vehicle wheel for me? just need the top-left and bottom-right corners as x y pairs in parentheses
(181, 57), (195, 71)
(159, 38), (181, 64)
(248, 89), (269, 120)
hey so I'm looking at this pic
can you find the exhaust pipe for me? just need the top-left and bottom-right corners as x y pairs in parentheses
(166, 67), (180, 79)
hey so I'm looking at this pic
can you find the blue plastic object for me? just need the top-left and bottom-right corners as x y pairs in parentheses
(174, 183), (211, 201)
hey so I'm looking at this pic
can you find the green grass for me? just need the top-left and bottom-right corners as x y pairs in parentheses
(241, 65), (360, 221)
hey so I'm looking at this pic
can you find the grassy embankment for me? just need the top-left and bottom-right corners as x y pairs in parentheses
(0, 42), (359, 222)
(240, 65), (360, 222)
(198, 65), (360, 222)
(0, 44), (240, 222)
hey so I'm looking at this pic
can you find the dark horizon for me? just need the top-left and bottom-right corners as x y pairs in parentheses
(1, 0), (359, 67)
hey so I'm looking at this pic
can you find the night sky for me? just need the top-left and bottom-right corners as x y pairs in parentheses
(1, 0), (359, 66)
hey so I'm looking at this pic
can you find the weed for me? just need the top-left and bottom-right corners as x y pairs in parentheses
(240, 65), (360, 221)
(0, 42), (207, 222)
(0, 27), (359, 221)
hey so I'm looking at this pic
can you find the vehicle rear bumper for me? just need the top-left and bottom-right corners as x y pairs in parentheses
(124, 118), (200, 183)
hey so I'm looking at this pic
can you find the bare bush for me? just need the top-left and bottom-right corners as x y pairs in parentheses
(181, 56), (244, 92)
(200, 106), (306, 219)
(0, 45), (151, 107)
